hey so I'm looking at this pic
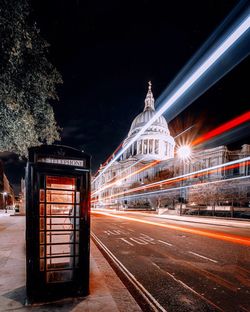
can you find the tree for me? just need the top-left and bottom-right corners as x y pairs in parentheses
(0, 0), (62, 156)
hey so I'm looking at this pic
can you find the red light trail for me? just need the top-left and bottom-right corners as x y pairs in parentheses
(192, 111), (250, 147)
(93, 111), (249, 192)
(92, 211), (250, 247)
(91, 160), (250, 203)
(92, 160), (160, 196)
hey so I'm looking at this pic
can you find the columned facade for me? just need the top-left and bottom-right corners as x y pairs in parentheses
(92, 82), (250, 210)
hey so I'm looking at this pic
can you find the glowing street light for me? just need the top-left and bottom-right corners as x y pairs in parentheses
(177, 145), (192, 159)
(177, 145), (192, 215)
(3, 192), (8, 213)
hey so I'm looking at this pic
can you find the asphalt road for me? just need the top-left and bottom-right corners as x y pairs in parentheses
(91, 211), (250, 312)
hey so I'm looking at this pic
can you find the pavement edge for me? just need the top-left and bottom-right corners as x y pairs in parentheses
(91, 232), (167, 312)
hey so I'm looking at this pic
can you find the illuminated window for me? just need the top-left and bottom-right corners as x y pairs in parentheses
(39, 176), (80, 283)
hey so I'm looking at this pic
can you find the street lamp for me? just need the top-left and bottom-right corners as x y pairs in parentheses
(3, 192), (7, 213)
(177, 145), (192, 215)
(177, 145), (192, 160)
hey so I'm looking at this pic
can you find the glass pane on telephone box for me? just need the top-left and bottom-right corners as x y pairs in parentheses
(26, 145), (90, 303)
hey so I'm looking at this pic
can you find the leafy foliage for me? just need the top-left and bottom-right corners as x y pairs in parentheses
(0, 0), (62, 156)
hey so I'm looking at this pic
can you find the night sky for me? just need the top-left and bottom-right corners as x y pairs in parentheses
(1, 0), (249, 193)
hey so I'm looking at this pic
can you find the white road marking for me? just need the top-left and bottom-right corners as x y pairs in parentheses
(118, 237), (134, 246)
(158, 240), (173, 247)
(130, 237), (148, 245)
(118, 234), (157, 246)
(92, 232), (167, 312)
(140, 234), (156, 244)
(104, 229), (128, 236)
(104, 230), (111, 235)
(189, 251), (218, 263)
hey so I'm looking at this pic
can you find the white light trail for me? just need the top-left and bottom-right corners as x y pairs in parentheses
(174, 125), (195, 139)
(93, 126), (191, 195)
(95, 156), (250, 201)
(118, 156), (146, 176)
(139, 156), (250, 190)
(121, 175), (250, 200)
(92, 157), (146, 196)
(93, 13), (250, 182)
(92, 159), (158, 196)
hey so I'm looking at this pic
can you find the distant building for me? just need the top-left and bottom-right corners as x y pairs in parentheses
(18, 178), (26, 215)
(0, 160), (14, 209)
(92, 83), (250, 210)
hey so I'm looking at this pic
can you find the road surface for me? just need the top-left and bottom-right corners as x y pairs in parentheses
(91, 210), (250, 312)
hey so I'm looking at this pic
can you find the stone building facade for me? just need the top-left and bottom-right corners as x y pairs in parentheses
(0, 160), (14, 209)
(92, 83), (250, 210)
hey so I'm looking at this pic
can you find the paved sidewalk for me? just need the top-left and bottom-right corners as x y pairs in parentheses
(0, 214), (141, 312)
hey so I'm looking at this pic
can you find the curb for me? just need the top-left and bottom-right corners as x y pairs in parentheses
(91, 232), (167, 312)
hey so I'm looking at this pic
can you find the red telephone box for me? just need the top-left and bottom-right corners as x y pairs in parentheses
(26, 145), (90, 303)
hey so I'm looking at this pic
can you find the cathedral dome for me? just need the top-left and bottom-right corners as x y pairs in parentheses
(122, 82), (175, 161)
(129, 109), (169, 135)
(128, 81), (169, 136)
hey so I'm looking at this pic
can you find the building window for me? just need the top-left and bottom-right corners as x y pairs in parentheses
(138, 140), (142, 154)
(143, 140), (148, 154)
(133, 142), (137, 155)
(149, 139), (153, 154)
(233, 167), (239, 176)
(165, 142), (168, 156)
(155, 140), (159, 154)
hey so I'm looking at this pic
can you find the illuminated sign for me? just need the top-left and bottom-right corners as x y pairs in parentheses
(38, 158), (85, 167)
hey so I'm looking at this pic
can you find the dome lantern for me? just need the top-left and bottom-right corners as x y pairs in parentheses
(144, 81), (155, 111)
(122, 81), (175, 161)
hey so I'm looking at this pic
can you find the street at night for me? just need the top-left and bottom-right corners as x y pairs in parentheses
(0, 0), (250, 311)
(92, 211), (250, 312)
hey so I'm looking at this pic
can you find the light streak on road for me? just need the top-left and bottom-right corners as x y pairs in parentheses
(92, 211), (250, 247)
(92, 160), (159, 196)
(92, 13), (250, 182)
(91, 157), (250, 202)
(192, 111), (250, 146)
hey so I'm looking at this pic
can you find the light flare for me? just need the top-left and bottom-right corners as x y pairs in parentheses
(177, 145), (192, 159)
